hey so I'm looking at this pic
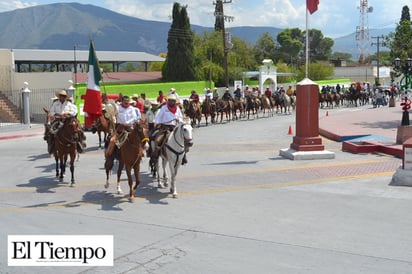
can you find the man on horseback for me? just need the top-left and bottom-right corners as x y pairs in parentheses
(189, 89), (201, 110)
(105, 96), (140, 159)
(234, 86), (242, 101)
(45, 90), (86, 154)
(151, 94), (187, 164)
(222, 88), (232, 101)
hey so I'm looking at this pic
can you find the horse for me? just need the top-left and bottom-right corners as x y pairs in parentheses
(260, 95), (274, 117)
(93, 115), (112, 148)
(152, 122), (193, 198)
(42, 107), (60, 178)
(279, 92), (292, 114)
(201, 97), (216, 126)
(104, 122), (149, 201)
(245, 95), (259, 119)
(54, 116), (81, 186)
(216, 98), (233, 123)
(232, 98), (246, 120)
(183, 99), (202, 128)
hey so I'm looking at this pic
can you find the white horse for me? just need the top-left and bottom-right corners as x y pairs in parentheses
(153, 122), (193, 198)
(280, 92), (292, 114)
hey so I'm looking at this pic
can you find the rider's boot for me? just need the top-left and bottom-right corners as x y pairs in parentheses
(105, 134), (117, 159)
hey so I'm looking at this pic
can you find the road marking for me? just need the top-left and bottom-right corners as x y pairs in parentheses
(0, 171), (393, 215)
(0, 158), (395, 194)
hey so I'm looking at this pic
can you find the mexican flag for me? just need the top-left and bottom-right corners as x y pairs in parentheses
(83, 39), (103, 127)
(307, 0), (319, 14)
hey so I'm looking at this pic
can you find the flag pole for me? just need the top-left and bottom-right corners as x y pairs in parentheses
(305, 8), (309, 79)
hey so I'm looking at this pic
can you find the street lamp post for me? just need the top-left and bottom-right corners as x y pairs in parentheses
(393, 57), (412, 90)
(393, 57), (412, 126)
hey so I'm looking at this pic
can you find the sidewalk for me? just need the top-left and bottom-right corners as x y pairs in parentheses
(0, 123), (44, 140)
(319, 105), (405, 157)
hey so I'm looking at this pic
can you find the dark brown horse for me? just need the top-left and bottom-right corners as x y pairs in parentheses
(104, 122), (149, 201)
(93, 115), (112, 148)
(245, 95), (259, 119)
(183, 99), (202, 128)
(54, 116), (81, 186)
(232, 98), (246, 120)
(216, 98), (233, 123)
(201, 97), (216, 126)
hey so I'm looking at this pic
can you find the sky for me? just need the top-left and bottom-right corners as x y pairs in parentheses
(0, 0), (411, 38)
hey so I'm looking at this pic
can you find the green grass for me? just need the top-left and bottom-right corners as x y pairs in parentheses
(74, 80), (212, 124)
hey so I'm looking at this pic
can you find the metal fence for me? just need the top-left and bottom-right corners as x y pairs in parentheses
(0, 88), (59, 129)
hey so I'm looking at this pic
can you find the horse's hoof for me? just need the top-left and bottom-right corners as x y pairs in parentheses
(59, 177), (63, 183)
(117, 190), (123, 195)
(172, 193), (178, 198)
(104, 182), (109, 189)
(70, 183), (75, 187)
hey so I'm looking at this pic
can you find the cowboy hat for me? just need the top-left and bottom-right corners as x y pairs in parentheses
(168, 94), (177, 101)
(150, 100), (159, 106)
(57, 90), (67, 97)
(170, 88), (176, 92)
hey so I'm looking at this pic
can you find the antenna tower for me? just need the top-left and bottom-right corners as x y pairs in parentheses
(356, 0), (373, 64)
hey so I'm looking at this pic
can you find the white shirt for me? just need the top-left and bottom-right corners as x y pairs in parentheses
(146, 109), (157, 124)
(116, 105), (139, 125)
(155, 105), (183, 126)
(205, 92), (213, 99)
(49, 100), (77, 116)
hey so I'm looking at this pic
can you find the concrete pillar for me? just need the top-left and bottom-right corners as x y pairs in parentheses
(279, 78), (335, 160)
(290, 78), (324, 151)
(21, 82), (31, 126)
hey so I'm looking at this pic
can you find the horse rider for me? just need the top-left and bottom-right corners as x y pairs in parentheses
(46, 89), (86, 154)
(234, 86), (242, 101)
(140, 93), (151, 114)
(286, 85), (295, 104)
(264, 87), (274, 107)
(157, 90), (167, 105)
(212, 87), (219, 101)
(222, 88), (232, 101)
(152, 94), (187, 165)
(189, 89), (201, 110)
(105, 95), (140, 159)
(130, 99), (142, 121)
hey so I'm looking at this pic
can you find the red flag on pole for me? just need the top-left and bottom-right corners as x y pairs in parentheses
(307, 0), (319, 14)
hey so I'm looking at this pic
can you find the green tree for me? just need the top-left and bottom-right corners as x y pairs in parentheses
(162, 2), (196, 81)
(305, 29), (334, 61)
(253, 32), (277, 64)
(277, 28), (303, 63)
(389, 5), (412, 60)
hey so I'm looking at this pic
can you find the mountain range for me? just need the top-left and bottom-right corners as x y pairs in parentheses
(0, 2), (392, 59)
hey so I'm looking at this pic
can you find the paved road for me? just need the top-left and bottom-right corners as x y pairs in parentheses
(1, 107), (412, 273)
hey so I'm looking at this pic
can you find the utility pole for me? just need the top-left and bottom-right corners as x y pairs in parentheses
(371, 35), (385, 85)
(214, 0), (234, 88)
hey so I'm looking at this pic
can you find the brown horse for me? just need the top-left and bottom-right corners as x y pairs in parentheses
(93, 115), (112, 148)
(54, 116), (81, 186)
(183, 99), (201, 128)
(216, 98), (233, 123)
(201, 98), (216, 126)
(232, 98), (246, 120)
(260, 95), (274, 117)
(104, 122), (149, 201)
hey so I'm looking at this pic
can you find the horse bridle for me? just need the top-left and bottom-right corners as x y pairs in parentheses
(56, 118), (78, 147)
(165, 123), (192, 168)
